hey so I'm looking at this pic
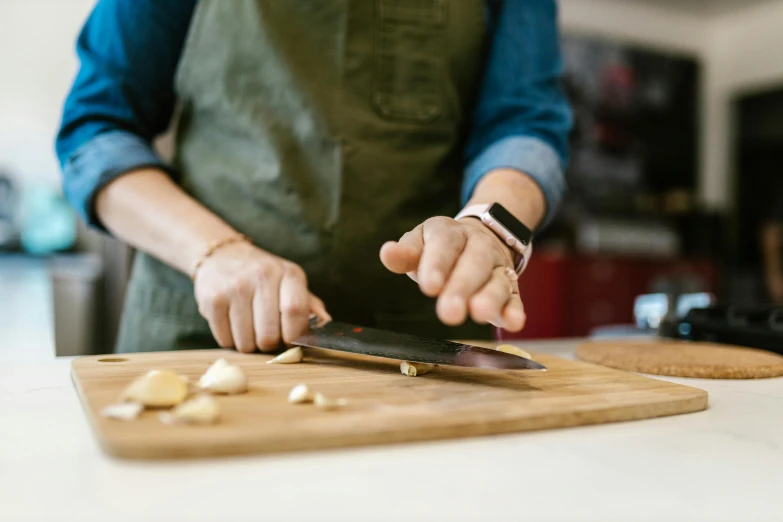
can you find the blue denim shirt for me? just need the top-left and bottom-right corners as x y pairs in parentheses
(56, 0), (571, 230)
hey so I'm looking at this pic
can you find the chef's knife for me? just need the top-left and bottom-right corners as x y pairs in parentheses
(292, 318), (546, 371)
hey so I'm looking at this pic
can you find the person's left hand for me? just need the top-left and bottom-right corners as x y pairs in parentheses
(380, 216), (526, 332)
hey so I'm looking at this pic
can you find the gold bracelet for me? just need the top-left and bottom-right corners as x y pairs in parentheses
(190, 234), (250, 280)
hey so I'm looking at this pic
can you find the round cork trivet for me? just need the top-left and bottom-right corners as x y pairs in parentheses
(576, 340), (783, 379)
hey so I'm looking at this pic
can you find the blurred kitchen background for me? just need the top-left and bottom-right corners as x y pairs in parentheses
(2, 0), (783, 357)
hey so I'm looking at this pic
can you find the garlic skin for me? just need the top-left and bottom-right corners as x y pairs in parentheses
(160, 394), (219, 425)
(400, 361), (436, 377)
(313, 392), (347, 411)
(120, 370), (189, 407)
(495, 344), (533, 360)
(102, 402), (143, 421)
(267, 347), (303, 364)
(199, 358), (248, 394)
(288, 383), (314, 404)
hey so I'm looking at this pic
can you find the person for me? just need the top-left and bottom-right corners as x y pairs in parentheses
(762, 186), (783, 303)
(56, 0), (571, 353)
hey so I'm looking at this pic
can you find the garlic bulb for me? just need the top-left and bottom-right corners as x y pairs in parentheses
(160, 394), (219, 425)
(313, 392), (347, 411)
(400, 361), (436, 377)
(495, 344), (533, 360)
(288, 383), (314, 404)
(267, 347), (303, 364)
(199, 358), (248, 394)
(120, 370), (189, 407)
(101, 402), (143, 421)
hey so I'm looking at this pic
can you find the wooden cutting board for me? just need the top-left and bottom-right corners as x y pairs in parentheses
(72, 348), (708, 459)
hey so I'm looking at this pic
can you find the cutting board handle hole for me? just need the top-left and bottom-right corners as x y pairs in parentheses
(97, 357), (128, 363)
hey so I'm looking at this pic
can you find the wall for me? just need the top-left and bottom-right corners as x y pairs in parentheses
(559, 0), (709, 56)
(702, 1), (783, 210)
(560, 0), (783, 211)
(559, 0), (718, 211)
(0, 0), (97, 185)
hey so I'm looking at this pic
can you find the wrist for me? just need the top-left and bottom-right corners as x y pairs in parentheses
(460, 216), (515, 262)
(458, 217), (516, 266)
(190, 233), (252, 280)
(469, 168), (546, 230)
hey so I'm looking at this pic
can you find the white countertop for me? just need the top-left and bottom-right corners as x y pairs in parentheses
(1, 335), (782, 522)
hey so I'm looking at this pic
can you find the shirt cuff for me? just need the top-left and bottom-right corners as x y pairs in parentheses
(462, 136), (566, 230)
(62, 131), (171, 230)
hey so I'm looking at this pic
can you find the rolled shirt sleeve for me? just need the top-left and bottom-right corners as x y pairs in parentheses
(463, 0), (573, 228)
(55, 0), (196, 229)
(61, 131), (173, 225)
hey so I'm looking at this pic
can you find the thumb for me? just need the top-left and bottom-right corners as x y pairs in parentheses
(309, 294), (332, 324)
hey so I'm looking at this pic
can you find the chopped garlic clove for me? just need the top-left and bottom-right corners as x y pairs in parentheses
(400, 361), (436, 377)
(267, 347), (303, 364)
(120, 370), (189, 407)
(160, 394), (219, 425)
(199, 358), (247, 394)
(313, 392), (347, 411)
(288, 383), (314, 404)
(102, 402), (143, 421)
(495, 344), (532, 360)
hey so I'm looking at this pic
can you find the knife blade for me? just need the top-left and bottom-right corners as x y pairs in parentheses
(292, 319), (546, 371)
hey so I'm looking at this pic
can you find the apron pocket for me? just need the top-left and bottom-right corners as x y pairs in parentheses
(373, 0), (446, 123)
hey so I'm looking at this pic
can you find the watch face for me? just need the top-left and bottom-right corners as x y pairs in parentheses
(488, 203), (533, 245)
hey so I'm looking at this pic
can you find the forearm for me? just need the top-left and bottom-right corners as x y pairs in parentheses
(95, 168), (241, 275)
(465, 168), (547, 230)
(761, 222), (783, 277)
(461, 0), (570, 230)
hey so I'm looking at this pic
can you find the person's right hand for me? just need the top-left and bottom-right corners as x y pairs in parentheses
(193, 241), (330, 352)
(767, 271), (783, 304)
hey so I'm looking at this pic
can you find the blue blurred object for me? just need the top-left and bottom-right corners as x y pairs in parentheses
(19, 184), (77, 255)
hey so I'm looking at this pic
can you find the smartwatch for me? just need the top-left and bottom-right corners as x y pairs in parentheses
(455, 203), (534, 276)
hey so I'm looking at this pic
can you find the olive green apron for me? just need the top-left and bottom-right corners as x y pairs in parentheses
(116, 0), (489, 353)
